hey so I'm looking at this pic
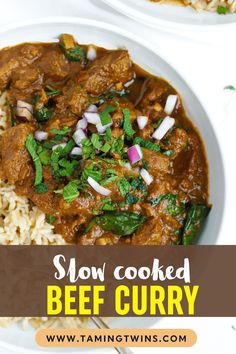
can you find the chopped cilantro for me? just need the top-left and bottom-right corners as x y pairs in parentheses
(59, 42), (85, 62)
(35, 106), (53, 122)
(91, 133), (102, 150)
(25, 134), (43, 186)
(81, 138), (96, 160)
(130, 177), (146, 191)
(102, 169), (118, 186)
(100, 142), (111, 153)
(35, 183), (48, 194)
(118, 177), (131, 197)
(51, 127), (71, 136)
(37, 146), (50, 166)
(111, 136), (124, 155)
(45, 86), (62, 97)
(62, 180), (82, 203)
(149, 193), (185, 217)
(101, 198), (116, 211)
(126, 193), (139, 205)
(100, 105), (116, 126)
(123, 108), (135, 138)
(217, 5), (228, 14)
(118, 201), (125, 208)
(142, 160), (150, 170)
(46, 214), (56, 224)
(82, 163), (102, 182)
(224, 85), (236, 90)
(134, 137), (160, 153)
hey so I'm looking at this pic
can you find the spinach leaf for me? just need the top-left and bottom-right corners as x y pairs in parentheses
(182, 204), (211, 245)
(86, 211), (146, 236)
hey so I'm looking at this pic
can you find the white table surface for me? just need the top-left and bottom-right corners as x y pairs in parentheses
(0, 0), (235, 353)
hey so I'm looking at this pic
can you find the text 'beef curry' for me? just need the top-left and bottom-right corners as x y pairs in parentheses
(0, 34), (211, 245)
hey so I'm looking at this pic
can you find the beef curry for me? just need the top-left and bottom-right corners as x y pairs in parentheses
(0, 34), (210, 246)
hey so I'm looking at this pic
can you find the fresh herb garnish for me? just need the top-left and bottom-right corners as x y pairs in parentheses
(25, 134), (43, 186)
(59, 42), (85, 62)
(134, 137), (160, 153)
(46, 214), (56, 224)
(61, 180), (81, 203)
(102, 169), (118, 186)
(35, 183), (48, 194)
(100, 105), (116, 126)
(37, 146), (50, 166)
(217, 5), (228, 14)
(149, 193), (185, 217)
(82, 162), (102, 182)
(224, 85), (236, 90)
(45, 85), (62, 97)
(35, 106), (53, 122)
(126, 193), (139, 205)
(118, 177), (131, 197)
(111, 136), (124, 155)
(91, 133), (102, 150)
(101, 198), (117, 211)
(130, 177), (146, 191)
(123, 108), (135, 139)
(51, 127), (71, 136)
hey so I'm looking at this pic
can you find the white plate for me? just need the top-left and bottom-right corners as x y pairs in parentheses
(102, 0), (236, 31)
(0, 17), (225, 353)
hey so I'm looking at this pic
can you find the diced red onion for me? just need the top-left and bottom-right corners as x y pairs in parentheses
(137, 115), (148, 130)
(86, 104), (98, 113)
(164, 95), (178, 115)
(73, 128), (87, 145)
(140, 168), (153, 185)
(34, 131), (48, 141)
(152, 116), (175, 141)
(83, 111), (101, 125)
(87, 46), (97, 61)
(16, 100), (33, 121)
(96, 122), (113, 134)
(127, 144), (143, 164)
(87, 177), (111, 196)
(124, 162), (132, 170)
(52, 143), (67, 151)
(76, 117), (88, 130)
(70, 147), (82, 156)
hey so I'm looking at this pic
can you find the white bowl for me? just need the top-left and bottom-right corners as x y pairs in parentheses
(102, 0), (236, 31)
(0, 17), (225, 353)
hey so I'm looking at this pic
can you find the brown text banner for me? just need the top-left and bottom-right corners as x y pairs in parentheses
(0, 245), (235, 317)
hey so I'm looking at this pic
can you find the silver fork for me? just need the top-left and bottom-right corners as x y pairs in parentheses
(91, 317), (134, 354)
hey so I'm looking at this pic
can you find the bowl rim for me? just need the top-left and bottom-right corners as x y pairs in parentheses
(102, 0), (236, 31)
(0, 15), (227, 353)
(0, 16), (226, 243)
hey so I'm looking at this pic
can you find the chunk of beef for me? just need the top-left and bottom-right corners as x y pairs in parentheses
(0, 123), (35, 184)
(10, 67), (43, 101)
(140, 78), (171, 108)
(142, 148), (170, 175)
(80, 50), (133, 95)
(38, 50), (70, 81)
(0, 59), (19, 91)
(131, 215), (180, 245)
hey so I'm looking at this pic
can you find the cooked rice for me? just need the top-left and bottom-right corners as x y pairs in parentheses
(0, 92), (86, 329)
(152, 0), (236, 13)
(183, 0), (236, 12)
